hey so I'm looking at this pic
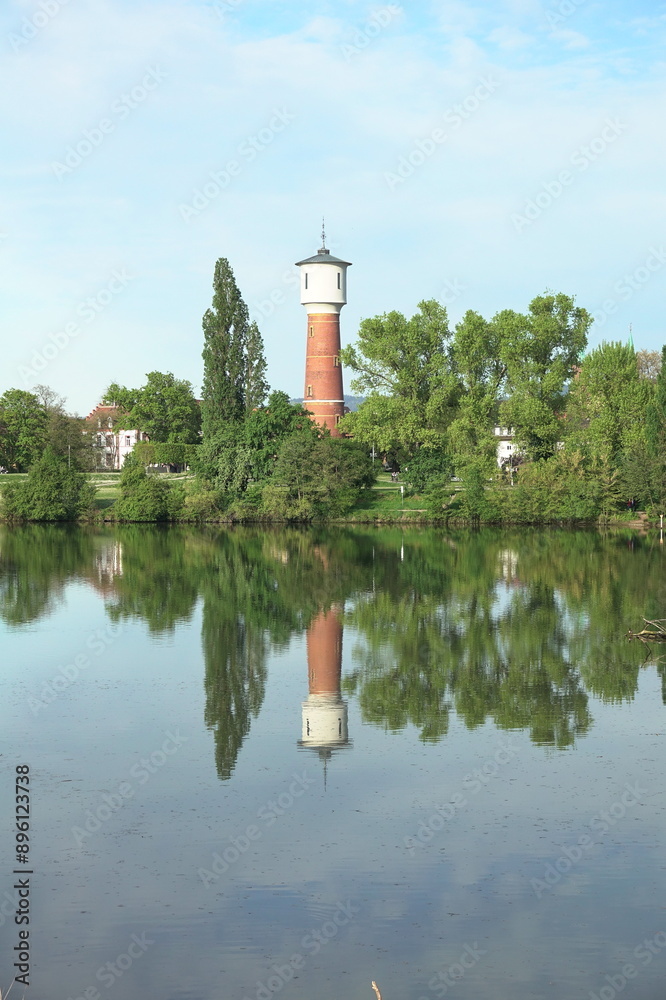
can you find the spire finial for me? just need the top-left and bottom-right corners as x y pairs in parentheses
(319, 218), (329, 254)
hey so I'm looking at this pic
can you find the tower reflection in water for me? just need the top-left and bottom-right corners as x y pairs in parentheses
(298, 605), (352, 780)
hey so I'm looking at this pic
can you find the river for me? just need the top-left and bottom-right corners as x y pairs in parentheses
(1, 525), (665, 1000)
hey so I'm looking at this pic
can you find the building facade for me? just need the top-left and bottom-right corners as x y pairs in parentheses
(84, 404), (148, 470)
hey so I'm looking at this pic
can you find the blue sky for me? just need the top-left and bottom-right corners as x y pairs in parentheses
(1, 0), (665, 415)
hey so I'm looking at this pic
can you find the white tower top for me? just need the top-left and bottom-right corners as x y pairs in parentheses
(295, 225), (352, 314)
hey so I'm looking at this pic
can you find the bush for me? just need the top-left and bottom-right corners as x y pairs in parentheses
(1, 449), (97, 522)
(262, 434), (376, 520)
(113, 453), (183, 522)
(181, 480), (225, 521)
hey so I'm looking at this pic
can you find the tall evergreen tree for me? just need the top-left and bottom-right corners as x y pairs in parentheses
(201, 258), (250, 438)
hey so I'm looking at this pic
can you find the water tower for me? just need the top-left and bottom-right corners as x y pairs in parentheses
(298, 606), (352, 778)
(296, 225), (352, 436)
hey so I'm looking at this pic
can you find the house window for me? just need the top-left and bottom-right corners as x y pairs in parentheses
(108, 418), (113, 428)
(337, 272), (341, 289)
(125, 436), (131, 446)
(307, 385), (313, 397)
(305, 273), (308, 289)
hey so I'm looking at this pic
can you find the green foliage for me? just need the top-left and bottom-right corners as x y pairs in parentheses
(402, 445), (453, 494)
(496, 451), (602, 523)
(458, 460), (493, 522)
(263, 434), (375, 519)
(112, 454), (184, 522)
(201, 258), (269, 438)
(339, 299), (459, 455)
(448, 309), (505, 468)
(1, 448), (96, 522)
(566, 341), (651, 462)
(339, 290), (590, 477)
(133, 441), (198, 468)
(0, 388), (48, 472)
(194, 423), (254, 500)
(244, 391), (315, 481)
(498, 293), (591, 460)
(645, 346), (666, 458)
(180, 480), (225, 521)
(245, 320), (269, 414)
(34, 385), (94, 470)
(105, 371), (201, 444)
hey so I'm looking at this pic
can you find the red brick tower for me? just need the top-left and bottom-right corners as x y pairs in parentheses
(296, 226), (351, 437)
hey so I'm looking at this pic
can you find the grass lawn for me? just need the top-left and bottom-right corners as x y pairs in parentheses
(350, 472), (429, 517)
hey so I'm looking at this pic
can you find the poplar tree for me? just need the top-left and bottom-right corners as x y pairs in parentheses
(201, 259), (250, 438)
(244, 320), (269, 414)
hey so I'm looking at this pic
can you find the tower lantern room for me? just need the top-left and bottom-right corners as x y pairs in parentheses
(296, 224), (352, 436)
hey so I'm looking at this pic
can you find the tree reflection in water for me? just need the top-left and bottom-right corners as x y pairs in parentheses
(1, 525), (662, 772)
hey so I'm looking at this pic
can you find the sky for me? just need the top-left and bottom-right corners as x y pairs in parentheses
(1, 0), (665, 416)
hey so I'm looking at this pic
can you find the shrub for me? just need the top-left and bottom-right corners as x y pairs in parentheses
(1, 448), (97, 522)
(113, 453), (182, 522)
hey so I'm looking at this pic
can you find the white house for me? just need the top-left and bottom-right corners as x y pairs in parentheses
(493, 426), (518, 468)
(84, 404), (148, 470)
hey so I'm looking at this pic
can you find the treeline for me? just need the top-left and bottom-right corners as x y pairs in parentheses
(2, 254), (666, 523)
(0, 258), (375, 522)
(339, 296), (666, 521)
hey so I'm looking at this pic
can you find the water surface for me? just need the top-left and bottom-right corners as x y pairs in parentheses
(1, 525), (665, 1000)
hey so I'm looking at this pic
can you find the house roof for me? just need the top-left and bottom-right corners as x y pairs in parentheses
(85, 404), (120, 423)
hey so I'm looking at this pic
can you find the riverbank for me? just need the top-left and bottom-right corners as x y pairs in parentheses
(0, 470), (658, 527)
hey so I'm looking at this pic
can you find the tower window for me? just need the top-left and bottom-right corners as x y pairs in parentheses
(309, 326), (314, 337)
(305, 273), (308, 290)
(335, 414), (341, 425)
(337, 272), (341, 289)
(307, 385), (313, 397)
(333, 356), (339, 367)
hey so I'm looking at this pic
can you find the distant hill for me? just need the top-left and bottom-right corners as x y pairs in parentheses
(290, 395), (365, 412)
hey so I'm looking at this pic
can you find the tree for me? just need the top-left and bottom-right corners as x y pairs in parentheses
(637, 349), (661, 382)
(113, 453), (184, 522)
(646, 346), (666, 456)
(640, 345), (666, 510)
(565, 341), (651, 463)
(245, 320), (269, 414)
(2, 447), (96, 521)
(402, 444), (453, 494)
(201, 258), (251, 438)
(448, 310), (505, 474)
(498, 293), (591, 461)
(0, 389), (48, 471)
(33, 384), (94, 470)
(263, 433), (375, 519)
(105, 371), (201, 444)
(339, 300), (459, 456)
(244, 391), (316, 482)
